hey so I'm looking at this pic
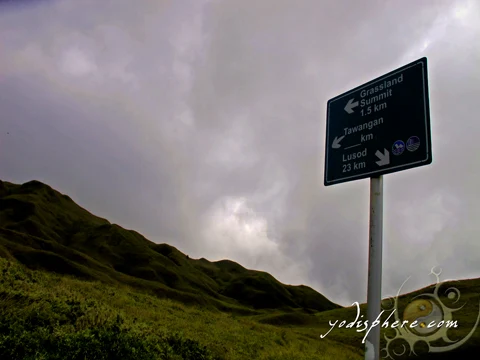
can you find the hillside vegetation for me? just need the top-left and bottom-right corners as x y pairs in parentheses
(0, 180), (339, 315)
(0, 257), (363, 360)
(1, 179), (479, 359)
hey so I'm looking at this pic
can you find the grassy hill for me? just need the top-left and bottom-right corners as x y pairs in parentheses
(1, 179), (479, 359)
(0, 179), (340, 315)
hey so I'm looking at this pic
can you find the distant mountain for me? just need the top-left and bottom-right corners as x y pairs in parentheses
(0, 179), (341, 315)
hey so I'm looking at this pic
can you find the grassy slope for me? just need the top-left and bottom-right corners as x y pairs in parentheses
(304, 278), (480, 359)
(0, 257), (362, 360)
(1, 179), (479, 359)
(0, 179), (340, 315)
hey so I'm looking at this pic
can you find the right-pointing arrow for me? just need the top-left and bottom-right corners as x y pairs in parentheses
(344, 98), (359, 114)
(375, 149), (390, 166)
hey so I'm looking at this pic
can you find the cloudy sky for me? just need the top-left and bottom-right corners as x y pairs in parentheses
(1, 0), (479, 307)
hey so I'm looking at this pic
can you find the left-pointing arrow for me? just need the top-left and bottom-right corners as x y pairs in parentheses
(332, 135), (345, 149)
(344, 98), (359, 114)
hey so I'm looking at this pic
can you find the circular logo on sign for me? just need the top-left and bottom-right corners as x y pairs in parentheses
(406, 136), (420, 152)
(392, 140), (405, 155)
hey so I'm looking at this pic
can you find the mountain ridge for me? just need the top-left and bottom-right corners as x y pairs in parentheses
(0, 179), (341, 314)
(2, 179), (480, 359)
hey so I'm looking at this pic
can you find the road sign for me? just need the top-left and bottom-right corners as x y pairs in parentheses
(324, 57), (432, 186)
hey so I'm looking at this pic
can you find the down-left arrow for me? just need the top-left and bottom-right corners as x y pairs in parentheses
(332, 136), (345, 149)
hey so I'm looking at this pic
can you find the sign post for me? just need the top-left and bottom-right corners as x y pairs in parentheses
(365, 175), (383, 359)
(324, 57), (432, 359)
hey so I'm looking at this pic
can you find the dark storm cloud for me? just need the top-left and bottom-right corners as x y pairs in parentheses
(1, 0), (479, 305)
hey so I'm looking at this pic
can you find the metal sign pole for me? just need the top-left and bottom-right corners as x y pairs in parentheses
(365, 175), (384, 360)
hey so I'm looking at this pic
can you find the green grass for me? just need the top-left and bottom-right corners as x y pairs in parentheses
(1, 178), (479, 359)
(271, 280), (480, 359)
(0, 258), (362, 359)
(0, 179), (340, 315)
